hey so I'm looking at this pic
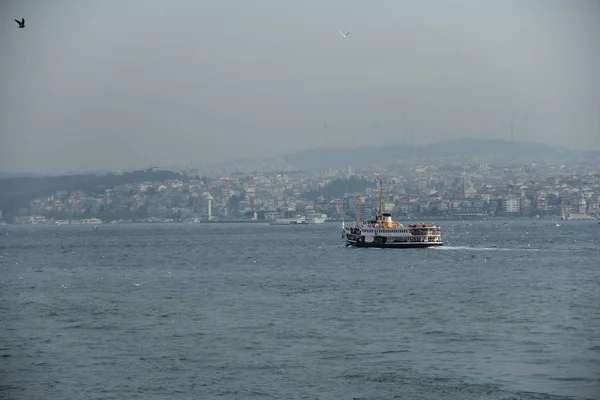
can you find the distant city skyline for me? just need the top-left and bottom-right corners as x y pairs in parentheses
(3, 156), (600, 225)
(1, 0), (599, 174)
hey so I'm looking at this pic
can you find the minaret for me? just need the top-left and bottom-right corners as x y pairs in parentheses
(205, 193), (213, 220)
(348, 165), (352, 179)
(578, 181), (586, 214)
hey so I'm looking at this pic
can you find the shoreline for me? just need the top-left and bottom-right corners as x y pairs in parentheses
(2, 216), (598, 226)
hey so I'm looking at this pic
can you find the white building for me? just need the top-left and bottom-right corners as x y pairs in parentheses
(503, 196), (520, 213)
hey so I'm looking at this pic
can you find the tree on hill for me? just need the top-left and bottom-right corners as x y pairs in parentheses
(0, 169), (185, 219)
(301, 178), (376, 201)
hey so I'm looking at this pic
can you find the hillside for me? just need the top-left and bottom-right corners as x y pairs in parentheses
(0, 169), (186, 218)
(282, 138), (600, 170)
(300, 177), (377, 201)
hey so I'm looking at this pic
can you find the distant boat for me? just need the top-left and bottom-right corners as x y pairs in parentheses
(270, 217), (306, 225)
(304, 213), (327, 224)
(269, 213), (328, 225)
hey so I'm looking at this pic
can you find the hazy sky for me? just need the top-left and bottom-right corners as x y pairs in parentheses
(1, 0), (599, 174)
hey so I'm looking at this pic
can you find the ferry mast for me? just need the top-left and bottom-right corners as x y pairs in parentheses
(356, 197), (361, 227)
(377, 179), (383, 223)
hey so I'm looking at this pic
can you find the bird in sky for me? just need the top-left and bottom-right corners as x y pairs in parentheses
(339, 30), (350, 39)
(14, 18), (25, 28)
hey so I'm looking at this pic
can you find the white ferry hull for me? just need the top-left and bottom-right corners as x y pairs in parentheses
(344, 236), (442, 248)
(271, 214), (326, 225)
(341, 222), (443, 249)
(270, 218), (306, 225)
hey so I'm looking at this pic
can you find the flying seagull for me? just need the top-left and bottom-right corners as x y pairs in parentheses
(15, 18), (25, 28)
(339, 30), (350, 39)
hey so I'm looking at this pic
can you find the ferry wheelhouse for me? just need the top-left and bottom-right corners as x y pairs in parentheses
(341, 181), (442, 248)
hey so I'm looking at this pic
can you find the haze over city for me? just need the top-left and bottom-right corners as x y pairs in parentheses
(1, 0), (599, 175)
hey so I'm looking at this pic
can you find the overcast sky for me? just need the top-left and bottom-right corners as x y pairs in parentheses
(1, 0), (599, 174)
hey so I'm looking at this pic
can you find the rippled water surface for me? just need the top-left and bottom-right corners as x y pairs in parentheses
(1, 220), (599, 399)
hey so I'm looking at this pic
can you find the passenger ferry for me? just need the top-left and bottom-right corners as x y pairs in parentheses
(270, 213), (327, 225)
(305, 213), (327, 224)
(270, 217), (306, 225)
(341, 180), (442, 248)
